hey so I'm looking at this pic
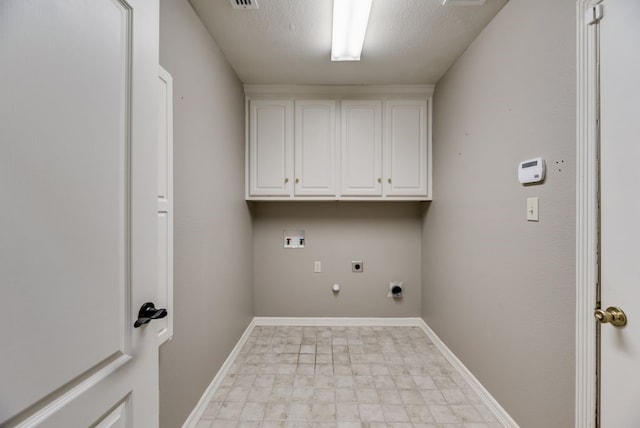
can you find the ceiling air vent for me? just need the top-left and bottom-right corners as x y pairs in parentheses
(230, 0), (258, 9)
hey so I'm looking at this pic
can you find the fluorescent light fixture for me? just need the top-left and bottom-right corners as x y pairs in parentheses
(331, 0), (373, 61)
(442, 0), (485, 5)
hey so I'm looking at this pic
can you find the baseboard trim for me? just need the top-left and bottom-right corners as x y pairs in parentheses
(181, 318), (256, 428)
(416, 319), (520, 428)
(182, 316), (518, 428)
(253, 316), (424, 327)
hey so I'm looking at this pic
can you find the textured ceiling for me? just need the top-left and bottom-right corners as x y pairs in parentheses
(189, 0), (508, 85)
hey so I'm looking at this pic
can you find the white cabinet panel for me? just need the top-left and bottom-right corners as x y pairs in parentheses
(294, 100), (337, 196)
(385, 100), (428, 197)
(341, 100), (383, 196)
(249, 99), (293, 196)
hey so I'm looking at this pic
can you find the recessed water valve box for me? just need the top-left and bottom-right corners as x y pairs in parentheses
(388, 281), (403, 298)
(284, 230), (305, 248)
(352, 261), (363, 272)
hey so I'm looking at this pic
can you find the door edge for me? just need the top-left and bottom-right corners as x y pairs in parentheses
(575, 1), (601, 427)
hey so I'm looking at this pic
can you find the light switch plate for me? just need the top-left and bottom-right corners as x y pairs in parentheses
(527, 197), (539, 221)
(314, 261), (321, 273)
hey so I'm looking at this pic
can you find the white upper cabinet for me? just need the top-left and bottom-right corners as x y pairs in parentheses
(245, 85), (433, 201)
(248, 99), (293, 196)
(341, 100), (383, 196)
(384, 99), (429, 197)
(294, 100), (337, 196)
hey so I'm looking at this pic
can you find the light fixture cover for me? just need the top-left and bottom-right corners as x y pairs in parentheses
(331, 0), (373, 61)
(442, 0), (486, 5)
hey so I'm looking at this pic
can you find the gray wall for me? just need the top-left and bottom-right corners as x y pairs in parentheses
(158, 1), (253, 427)
(253, 202), (422, 317)
(421, 0), (576, 427)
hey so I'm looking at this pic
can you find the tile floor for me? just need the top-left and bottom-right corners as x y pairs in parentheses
(196, 326), (503, 428)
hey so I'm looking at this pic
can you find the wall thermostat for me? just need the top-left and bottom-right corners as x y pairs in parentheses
(518, 157), (545, 184)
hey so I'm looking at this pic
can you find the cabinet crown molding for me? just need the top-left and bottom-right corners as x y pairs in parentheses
(244, 84), (434, 98)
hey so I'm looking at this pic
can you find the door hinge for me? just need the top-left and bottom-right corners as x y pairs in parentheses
(585, 4), (603, 25)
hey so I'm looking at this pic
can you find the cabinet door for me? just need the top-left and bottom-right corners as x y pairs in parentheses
(249, 99), (293, 196)
(341, 100), (382, 196)
(294, 100), (337, 196)
(384, 100), (428, 196)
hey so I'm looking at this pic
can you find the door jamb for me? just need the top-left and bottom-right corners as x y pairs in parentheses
(576, 1), (601, 427)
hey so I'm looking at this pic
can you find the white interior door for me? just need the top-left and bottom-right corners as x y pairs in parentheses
(599, 0), (640, 426)
(0, 1), (160, 426)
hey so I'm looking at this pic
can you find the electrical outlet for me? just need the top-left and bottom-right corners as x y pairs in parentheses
(352, 261), (363, 273)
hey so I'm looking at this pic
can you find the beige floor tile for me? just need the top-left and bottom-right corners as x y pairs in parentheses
(355, 387), (379, 403)
(451, 404), (485, 423)
(377, 388), (402, 404)
(287, 402), (313, 420)
(335, 387), (357, 402)
(358, 403), (385, 422)
(429, 404), (461, 423)
(240, 402), (266, 420)
(335, 403), (360, 421)
(246, 387), (272, 403)
(195, 326), (502, 427)
(264, 402), (288, 420)
(216, 401), (243, 420)
(405, 403), (435, 423)
(382, 404), (410, 422)
(312, 402), (336, 421)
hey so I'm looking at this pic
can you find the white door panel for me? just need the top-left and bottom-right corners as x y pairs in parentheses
(95, 402), (128, 428)
(599, 0), (640, 426)
(0, 0), (159, 426)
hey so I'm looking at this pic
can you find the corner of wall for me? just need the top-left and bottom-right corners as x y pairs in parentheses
(158, 1), (253, 427)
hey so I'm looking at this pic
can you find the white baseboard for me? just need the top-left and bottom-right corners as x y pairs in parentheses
(181, 318), (256, 428)
(416, 319), (520, 428)
(253, 316), (424, 327)
(182, 316), (518, 428)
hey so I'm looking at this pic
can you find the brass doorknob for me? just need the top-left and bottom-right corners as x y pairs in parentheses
(594, 306), (627, 327)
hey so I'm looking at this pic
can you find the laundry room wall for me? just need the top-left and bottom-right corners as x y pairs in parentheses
(422, 0), (577, 426)
(158, 0), (253, 426)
